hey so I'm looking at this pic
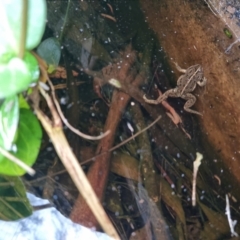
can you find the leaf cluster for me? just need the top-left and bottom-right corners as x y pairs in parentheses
(0, 0), (46, 220)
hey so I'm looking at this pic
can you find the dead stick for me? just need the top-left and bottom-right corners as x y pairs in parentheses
(34, 92), (120, 239)
(70, 89), (131, 227)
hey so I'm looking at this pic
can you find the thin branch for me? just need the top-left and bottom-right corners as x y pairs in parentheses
(204, 0), (218, 16)
(192, 152), (203, 206)
(26, 116), (161, 182)
(47, 79), (110, 140)
(225, 194), (238, 237)
(110, 115), (161, 152)
(101, 13), (117, 22)
(38, 85), (62, 128)
(19, 0), (28, 59)
(34, 104), (120, 239)
(81, 115), (161, 165)
(26, 169), (66, 184)
(59, 0), (71, 42)
(0, 146), (35, 176)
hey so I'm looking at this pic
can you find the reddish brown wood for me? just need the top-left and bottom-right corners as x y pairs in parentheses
(70, 46), (137, 227)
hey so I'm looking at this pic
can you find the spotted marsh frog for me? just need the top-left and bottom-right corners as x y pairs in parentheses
(143, 63), (207, 115)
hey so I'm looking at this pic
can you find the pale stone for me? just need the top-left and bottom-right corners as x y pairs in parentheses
(227, 5), (236, 14)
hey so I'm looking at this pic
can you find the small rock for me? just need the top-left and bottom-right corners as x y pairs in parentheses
(227, 5), (236, 14)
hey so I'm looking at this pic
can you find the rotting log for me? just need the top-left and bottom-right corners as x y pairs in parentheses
(140, 0), (240, 198)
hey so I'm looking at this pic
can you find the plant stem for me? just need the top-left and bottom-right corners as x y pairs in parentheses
(0, 146), (35, 176)
(59, 0), (71, 42)
(18, 0), (28, 59)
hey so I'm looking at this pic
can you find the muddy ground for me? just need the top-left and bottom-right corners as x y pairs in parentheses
(140, 0), (240, 196)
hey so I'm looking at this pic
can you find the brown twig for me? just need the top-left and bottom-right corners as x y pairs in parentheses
(70, 89), (131, 226)
(34, 86), (120, 239)
(101, 13), (117, 22)
(47, 79), (110, 140)
(70, 46), (137, 227)
(25, 115), (161, 184)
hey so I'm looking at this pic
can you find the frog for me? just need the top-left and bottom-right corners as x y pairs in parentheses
(143, 62), (207, 115)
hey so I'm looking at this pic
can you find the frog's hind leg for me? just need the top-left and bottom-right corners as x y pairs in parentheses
(143, 89), (169, 104)
(182, 93), (202, 116)
(143, 94), (160, 104)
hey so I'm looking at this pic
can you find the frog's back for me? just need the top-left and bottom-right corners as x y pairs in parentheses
(178, 64), (204, 92)
(187, 64), (203, 79)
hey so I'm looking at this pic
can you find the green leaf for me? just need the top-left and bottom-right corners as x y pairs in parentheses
(0, 175), (32, 220)
(37, 37), (61, 72)
(0, 58), (30, 98)
(18, 94), (30, 109)
(0, 96), (19, 151)
(0, 52), (16, 64)
(0, 0), (46, 55)
(0, 52), (39, 98)
(0, 109), (42, 176)
(24, 51), (39, 82)
(111, 152), (139, 181)
(47, 64), (57, 74)
(223, 28), (233, 39)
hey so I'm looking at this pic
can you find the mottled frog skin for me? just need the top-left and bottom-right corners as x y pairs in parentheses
(143, 63), (207, 115)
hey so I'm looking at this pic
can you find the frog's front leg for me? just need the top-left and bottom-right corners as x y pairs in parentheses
(197, 77), (207, 87)
(181, 93), (202, 116)
(173, 62), (186, 74)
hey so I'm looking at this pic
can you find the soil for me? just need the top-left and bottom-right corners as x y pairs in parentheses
(140, 0), (240, 195)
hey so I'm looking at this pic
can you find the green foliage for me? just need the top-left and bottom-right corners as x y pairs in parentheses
(18, 94), (30, 109)
(223, 28), (233, 39)
(37, 37), (61, 74)
(0, 0), (46, 175)
(0, 108), (42, 176)
(0, 0), (46, 55)
(0, 0), (47, 220)
(0, 175), (32, 220)
(0, 52), (39, 98)
(0, 0), (46, 98)
(0, 96), (19, 151)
